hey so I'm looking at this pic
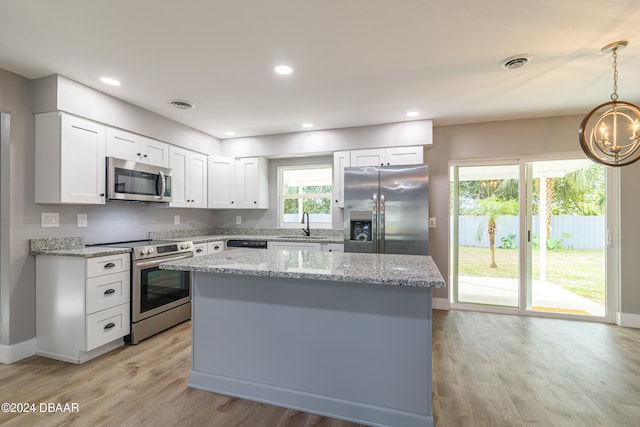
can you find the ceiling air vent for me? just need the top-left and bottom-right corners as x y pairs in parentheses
(169, 99), (195, 110)
(500, 54), (533, 70)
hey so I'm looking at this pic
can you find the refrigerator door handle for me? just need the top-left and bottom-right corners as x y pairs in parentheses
(372, 193), (378, 252)
(380, 194), (385, 253)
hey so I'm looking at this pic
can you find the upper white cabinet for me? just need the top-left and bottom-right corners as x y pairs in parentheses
(169, 146), (208, 208)
(35, 112), (106, 204)
(207, 156), (269, 209)
(332, 151), (350, 208)
(106, 127), (169, 167)
(350, 146), (424, 167)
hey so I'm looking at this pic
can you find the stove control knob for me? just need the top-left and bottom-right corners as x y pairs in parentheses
(140, 248), (148, 256)
(181, 243), (189, 250)
(148, 247), (155, 254)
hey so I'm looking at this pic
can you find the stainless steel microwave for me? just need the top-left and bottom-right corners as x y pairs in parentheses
(107, 157), (172, 203)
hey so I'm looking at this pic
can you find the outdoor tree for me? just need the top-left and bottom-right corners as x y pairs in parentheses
(466, 196), (518, 268)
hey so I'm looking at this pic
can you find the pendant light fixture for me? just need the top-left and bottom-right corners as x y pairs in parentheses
(579, 40), (640, 167)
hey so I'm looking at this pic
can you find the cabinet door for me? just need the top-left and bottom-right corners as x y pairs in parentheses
(385, 146), (423, 165)
(169, 147), (189, 207)
(60, 114), (106, 204)
(207, 156), (236, 208)
(143, 137), (169, 167)
(351, 148), (386, 166)
(193, 243), (208, 257)
(235, 157), (268, 209)
(105, 127), (140, 161)
(332, 151), (350, 208)
(188, 152), (208, 208)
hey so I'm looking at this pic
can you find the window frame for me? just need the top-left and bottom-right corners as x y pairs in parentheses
(277, 164), (333, 229)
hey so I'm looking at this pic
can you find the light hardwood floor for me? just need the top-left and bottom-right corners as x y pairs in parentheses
(1, 310), (639, 426)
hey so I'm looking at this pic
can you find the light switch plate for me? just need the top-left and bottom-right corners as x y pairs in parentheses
(41, 212), (59, 228)
(174, 215), (180, 225)
(236, 216), (242, 225)
(77, 213), (87, 228)
(429, 217), (436, 228)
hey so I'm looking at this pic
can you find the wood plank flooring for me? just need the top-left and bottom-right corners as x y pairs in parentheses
(1, 310), (639, 426)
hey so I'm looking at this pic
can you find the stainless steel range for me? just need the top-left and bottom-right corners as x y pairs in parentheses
(90, 239), (194, 344)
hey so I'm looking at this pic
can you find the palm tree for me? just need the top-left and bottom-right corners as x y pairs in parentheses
(467, 196), (518, 268)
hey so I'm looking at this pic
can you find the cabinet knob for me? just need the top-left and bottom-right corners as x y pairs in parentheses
(253, 201), (257, 204)
(231, 201), (234, 204)
(104, 322), (116, 330)
(137, 152), (142, 156)
(143, 154), (148, 158)
(100, 193), (105, 197)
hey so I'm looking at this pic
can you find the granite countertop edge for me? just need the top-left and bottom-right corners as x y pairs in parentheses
(170, 234), (344, 245)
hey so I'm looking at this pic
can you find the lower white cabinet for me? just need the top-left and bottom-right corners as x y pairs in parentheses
(268, 242), (322, 251)
(36, 253), (131, 364)
(322, 243), (344, 252)
(193, 243), (208, 257)
(208, 241), (225, 253)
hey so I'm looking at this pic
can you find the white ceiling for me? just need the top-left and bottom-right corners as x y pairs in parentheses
(1, 0), (639, 140)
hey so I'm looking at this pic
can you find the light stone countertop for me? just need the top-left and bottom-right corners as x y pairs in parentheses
(160, 248), (445, 288)
(29, 236), (132, 258)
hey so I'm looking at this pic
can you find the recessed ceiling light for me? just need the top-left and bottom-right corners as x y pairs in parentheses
(406, 111), (420, 117)
(99, 76), (121, 86)
(274, 65), (293, 75)
(301, 123), (314, 128)
(499, 54), (533, 70)
(169, 99), (195, 110)
(225, 131), (236, 137)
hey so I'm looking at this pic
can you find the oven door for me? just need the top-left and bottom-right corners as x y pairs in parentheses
(132, 252), (192, 322)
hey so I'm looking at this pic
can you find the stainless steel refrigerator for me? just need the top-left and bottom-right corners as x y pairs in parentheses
(343, 164), (429, 255)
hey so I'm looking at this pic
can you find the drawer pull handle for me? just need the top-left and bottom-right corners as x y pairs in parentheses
(196, 248), (203, 253)
(104, 262), (116, 269)
(104, 322), (116, 330)
(214, 246), (220, 250)
(104, 288), (116, 295)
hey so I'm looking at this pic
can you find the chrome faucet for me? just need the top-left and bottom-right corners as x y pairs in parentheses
(301, 211), (310, 236)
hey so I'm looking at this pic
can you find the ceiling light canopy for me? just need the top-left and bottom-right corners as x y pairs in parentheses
(274, 65), (293, 75)
(301, 122), (314, 128)
(99, 76), (121, 86)
(579, 40), (640, 167)
(224, 131), (236, 137)
(406, 111), (420, 118)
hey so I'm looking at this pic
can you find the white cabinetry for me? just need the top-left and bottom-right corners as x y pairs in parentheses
(193, 241), (224, 257)
(106, 127), (169, 167)
(268, 241), (322, 251)
(322, 243), (344, 252)
(332, 151), (350, 208)
(35, 112), (106, 204)
(208, 241), (225, 253)
(36, 253), (131, 364)
(350, 146), (423, 167)
(207, 156), (269, 209)
(170, 146), (208, 208)
(193, 243), (208, 257)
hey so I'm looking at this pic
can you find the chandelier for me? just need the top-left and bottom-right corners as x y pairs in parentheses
(579, 40), (640, 167)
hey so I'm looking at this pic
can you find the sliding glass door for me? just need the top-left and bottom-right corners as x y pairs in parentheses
(451, 157), (611, 320)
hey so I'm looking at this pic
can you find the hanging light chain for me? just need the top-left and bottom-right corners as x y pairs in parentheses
(611, 46), (619, 102)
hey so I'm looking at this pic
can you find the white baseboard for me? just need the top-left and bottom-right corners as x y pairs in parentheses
(616, 312), (640, 328)
(0, 338), (36, 364)
(432, 297), (450, 311)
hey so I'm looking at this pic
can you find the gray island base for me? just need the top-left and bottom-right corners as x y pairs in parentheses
(161, 249), (445, 427)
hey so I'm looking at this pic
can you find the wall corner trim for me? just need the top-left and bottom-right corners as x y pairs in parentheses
(616, 312), (640, 328)
(0, 339), (36, 364)
(432, 297), (450, 311)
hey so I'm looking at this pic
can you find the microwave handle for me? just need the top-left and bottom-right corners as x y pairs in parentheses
(158, 171), (166, 197)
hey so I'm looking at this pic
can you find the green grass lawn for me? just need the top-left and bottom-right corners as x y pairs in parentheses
(457, 246), (606, 305)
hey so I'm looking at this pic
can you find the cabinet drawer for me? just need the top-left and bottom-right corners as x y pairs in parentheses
(208, 241), (224, 253)
(86, 253), (130, 278)
(193, 243), (208, 257)
(86, 271), (130, 314)
(86, 303), (130, 351)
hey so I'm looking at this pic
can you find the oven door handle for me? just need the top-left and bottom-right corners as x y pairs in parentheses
(134, 252), (193, 270)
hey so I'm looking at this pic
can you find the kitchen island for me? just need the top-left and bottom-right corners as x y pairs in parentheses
(161, 249), (445, 427)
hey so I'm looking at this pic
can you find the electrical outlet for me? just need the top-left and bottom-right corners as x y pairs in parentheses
(77, 214), (88, 228)
(429, 217), (436, 228)
(41, 212), (60, 228)
(236, 216), (242, 225)
(174, 215), (180, 225)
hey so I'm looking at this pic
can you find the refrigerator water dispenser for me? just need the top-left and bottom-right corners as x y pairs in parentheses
(349, 211), (372, 241)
